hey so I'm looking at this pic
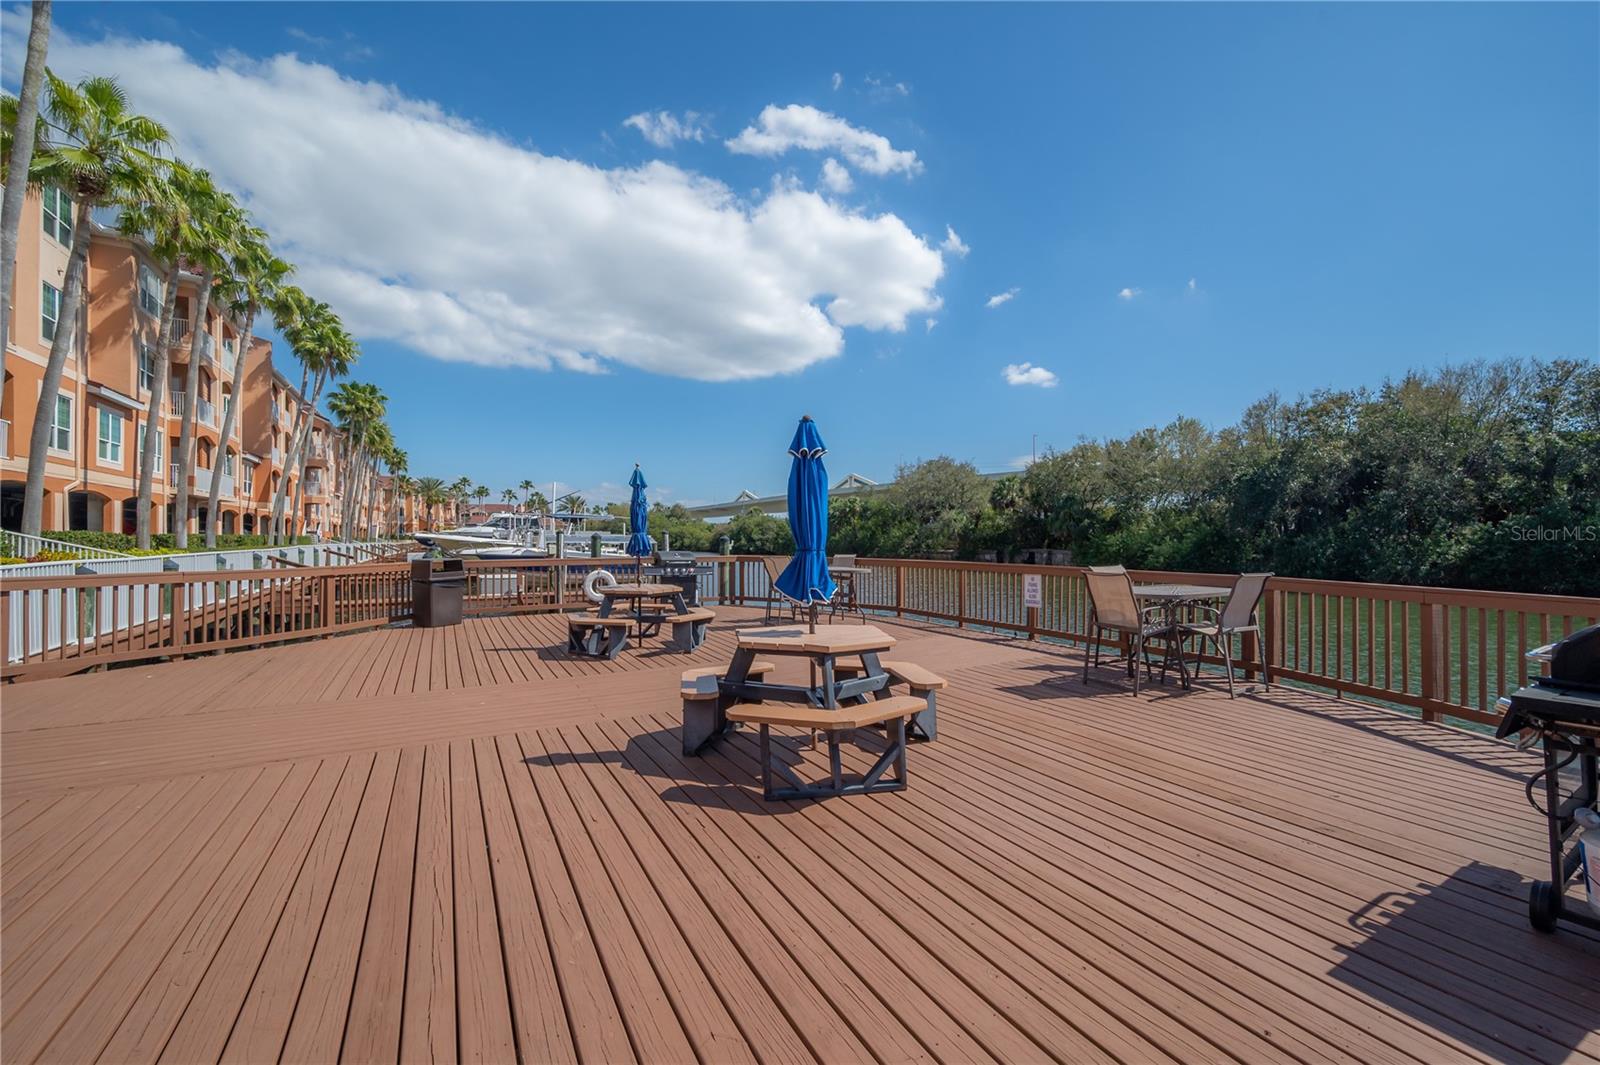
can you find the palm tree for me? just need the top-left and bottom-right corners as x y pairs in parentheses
(525, 487), (549, 514)
(205, 227), (290, 547)
(0, 0), (52, 413)
(267, 292), (355, 543)
(122, 161), (207, 546)
(501, 487), (517, 508)
(171, 177), (243, 548)
(327, 380), (387, 538)
(20, 72), (168, 536)
(386, 450), (409, 536)
(518, 478), (535, 508)
(413, 476), (446, 530)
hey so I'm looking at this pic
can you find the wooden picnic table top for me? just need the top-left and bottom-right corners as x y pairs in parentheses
(736, 623), (896, 655)
(599, 583), (683, 598)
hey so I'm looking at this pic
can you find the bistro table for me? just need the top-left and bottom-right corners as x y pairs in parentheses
(598, 582), (689, 639)
(1133, 583), (1230, 688)
(829, 566), (873, 620)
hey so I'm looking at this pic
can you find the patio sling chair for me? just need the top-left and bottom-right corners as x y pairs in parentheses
(1178, 572), (1273, 698)
(1082, 565), (1168, 695)
(761, 555), (800, 624)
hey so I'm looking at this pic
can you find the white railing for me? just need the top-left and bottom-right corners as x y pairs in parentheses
(171, 390), (187, 419)
(0, 418), (9, 458)
(198, 397), (217, 427)
(172, 316), (190, 339)
(0, 530), (137, 561)
(168, 461), (179, 485)
(218, 472), (235, 498)
(193, 465), (212, 494)
(3, 540), (416, 665)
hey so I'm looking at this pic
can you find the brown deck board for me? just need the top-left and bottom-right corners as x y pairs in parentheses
(3, 607), (1598, 1064)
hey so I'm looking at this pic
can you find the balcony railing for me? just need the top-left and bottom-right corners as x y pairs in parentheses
(271, 445), (283, 466)
(192, 465), (212, 494)
(0, 418), (9, 459)
(170, 390), (187, 419)
(197, 397), (216, 427)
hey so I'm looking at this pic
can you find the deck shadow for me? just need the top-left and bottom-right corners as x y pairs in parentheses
(1330, 861), (1600, 1063)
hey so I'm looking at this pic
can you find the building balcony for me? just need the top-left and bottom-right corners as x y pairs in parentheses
(0, 418), (9, 459)
(197, 397), (217, 428)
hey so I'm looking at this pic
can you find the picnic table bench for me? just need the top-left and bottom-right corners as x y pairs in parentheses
(567, 614), (632, 659)
(728, 694), (925, 800)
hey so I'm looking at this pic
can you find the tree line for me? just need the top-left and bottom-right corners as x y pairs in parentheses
(711, 359), (1598, 597)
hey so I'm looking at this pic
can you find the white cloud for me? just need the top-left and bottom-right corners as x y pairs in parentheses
(986, 287), (1019, 309)
(819, 157), (853, 194)
(1003, 362), (1057, 388)
(864, 75), (911, 99)
(285, 27), (330, 47)
(623, 110), (708, 149)
(924, 318), (937, 333)
(727, 104), (921, 177)
(831, 72), (843, 91)
(1118, 286), (1142, 300)
(939, 225), (969, 258)
(1187, 277), (1197, 291)
(39, 34), (950, 382)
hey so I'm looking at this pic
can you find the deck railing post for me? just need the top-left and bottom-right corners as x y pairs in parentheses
(957, 569), (966, 628)
(1262, 587), (1277, 685)
(1420, 599), (1443, 723)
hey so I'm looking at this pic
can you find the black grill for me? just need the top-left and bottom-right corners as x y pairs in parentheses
(1496, 624), (1600, 934)
(643, 551), (712, 606)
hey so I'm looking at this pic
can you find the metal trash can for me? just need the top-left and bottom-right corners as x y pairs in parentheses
(411, 557), (466, 627)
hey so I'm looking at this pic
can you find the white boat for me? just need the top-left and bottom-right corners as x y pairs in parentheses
(414, 512), (547, 556)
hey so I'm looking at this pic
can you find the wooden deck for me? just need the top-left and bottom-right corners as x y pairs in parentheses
(3, 607), (1598, 1064)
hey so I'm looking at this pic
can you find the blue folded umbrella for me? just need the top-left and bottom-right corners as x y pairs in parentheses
(626, 464), (654, 560)
(774, 417), (836, 609)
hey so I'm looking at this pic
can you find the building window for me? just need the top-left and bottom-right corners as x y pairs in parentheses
(244, 464), (255, 494)
(98, 408), (124, 464)
(41, 282), (61, 342)
(137, 340), (156, 392)
(138, 265), (164, 317)
(50, 393), (72, 452)
(223, 450), (235, 476)
(42, 186), (73, 244)
(137, 421), (163, 469)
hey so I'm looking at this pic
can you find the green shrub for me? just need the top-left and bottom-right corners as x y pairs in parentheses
(41, 530), (315, 554)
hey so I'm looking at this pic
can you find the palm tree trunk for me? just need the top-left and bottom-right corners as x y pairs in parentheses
(134, 263), (180, 548)
(0, 0), (51, 417)
(282, 369), (325, 541)
(267, 364), (310, 544)
(171, 267), (215, 549)
(204, 307), (254, 547)
(20, 197), (91, 536)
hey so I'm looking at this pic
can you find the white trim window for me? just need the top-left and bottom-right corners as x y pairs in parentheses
(42, 186), (73, 244)
(137, 340), (156, 392)
(243, 464), (255, 495)
(136, 421), (164, 470)
(50, 393), (72, 452)
(223, 449), (235, 476)
(138, 264), (164, 317)
(98, 408), (124, 464)
(41, 281), (61, 342)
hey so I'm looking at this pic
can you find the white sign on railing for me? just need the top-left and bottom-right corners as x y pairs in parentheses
(1024, 573), (1043, 609)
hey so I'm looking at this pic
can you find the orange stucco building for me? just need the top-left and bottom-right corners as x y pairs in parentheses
(3, 185), (425, 541)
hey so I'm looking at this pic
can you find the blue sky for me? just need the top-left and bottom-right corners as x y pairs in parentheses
(16, 2), (1599, 505)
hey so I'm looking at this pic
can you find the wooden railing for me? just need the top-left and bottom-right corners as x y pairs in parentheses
(709, 556), (1600, 728)
(6, 553), (1596, 730)
(0, 556), (655, 681)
